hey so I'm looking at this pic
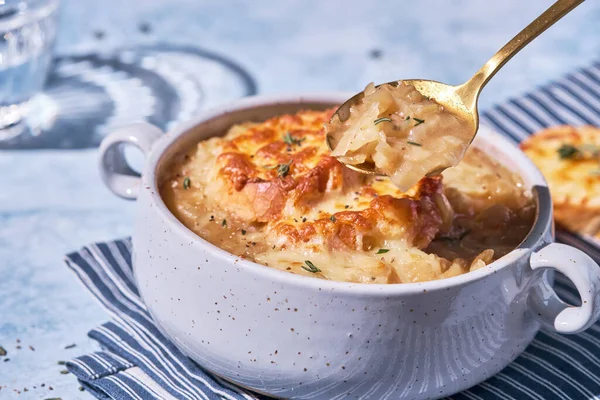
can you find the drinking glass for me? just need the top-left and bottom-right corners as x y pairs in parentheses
(0, 0), (59, 137)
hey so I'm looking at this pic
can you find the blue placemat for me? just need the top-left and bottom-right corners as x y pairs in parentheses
(64, 61), (600, 399)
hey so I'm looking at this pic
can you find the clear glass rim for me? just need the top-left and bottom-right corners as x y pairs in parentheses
(0, 0), (59, 31)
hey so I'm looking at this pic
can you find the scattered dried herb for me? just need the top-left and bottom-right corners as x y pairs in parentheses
(413, 118), (425, 126)
(222, 219), (227, 227)
(264, 161), (293, 178)
(60, 370), (69, 375)
(283, 132), (305, 146)
(374, 117), (393, 125)
(302, 260), (321, 273)
(0, 346), (6, 356)
(241, 229), (247, 235)
(64, 344), (76, 349)
(330, 215), (336, 222)
(79, 387), (85, 392)
(277, 161), (292, 178)
(405, 116), (411, 120)
(557, 144), (581, 159)
(183, 177), (191, 190)
(138, 21), (152, 34)
(407, 141), (422, 147)
(57, 361), (66, 365)
(376, 249), (390, 254)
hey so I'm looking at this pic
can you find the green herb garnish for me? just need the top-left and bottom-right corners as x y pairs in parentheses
(222, 219), (227, 227)
(241, 229), (247, 235)
(374, 117), (393, 125)
(283, 132), (305, 146)
(183, 177), (191, 190)
(557, 144), (581, 159)
(413, 118), (425, 126)
(376, 249), (390, 254)
(407, 141), (422, 147)
(405, 116), (411, 120)
(277, 161), (292, 178)
(302, 260), (321, 273)
(330, 215), (336, 222)
(60, 370), (69, 374)
(263, 161), (293, 178)
(0, 346), (6, 356)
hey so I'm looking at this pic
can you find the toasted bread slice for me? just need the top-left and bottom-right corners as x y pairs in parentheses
(520, 125), (600, 237)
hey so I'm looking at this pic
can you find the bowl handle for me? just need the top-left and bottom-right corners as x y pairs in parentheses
(98, 122), (164, 200)
(529, 242), (600, 334)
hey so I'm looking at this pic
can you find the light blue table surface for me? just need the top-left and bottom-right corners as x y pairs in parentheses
(1, 0), (599, 398)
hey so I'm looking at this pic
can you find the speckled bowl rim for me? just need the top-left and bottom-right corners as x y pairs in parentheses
(140, 92), (552, 296)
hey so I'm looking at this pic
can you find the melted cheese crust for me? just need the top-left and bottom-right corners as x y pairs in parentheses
(161, 109), (534, 284)
(520, 125), (600, 237)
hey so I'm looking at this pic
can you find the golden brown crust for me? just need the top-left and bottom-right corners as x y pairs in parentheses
(520, 125), (600, 237)
(160, 109), (533, 284)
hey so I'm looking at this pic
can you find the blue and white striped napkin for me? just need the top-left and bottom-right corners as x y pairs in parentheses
(66, 61), (600, 400)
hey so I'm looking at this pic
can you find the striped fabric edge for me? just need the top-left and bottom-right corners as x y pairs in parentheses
(65, 237), (600, 400)
(481, 60), (600, 143)
(67, 350), (181, 400)
(65, 241), (264, 400)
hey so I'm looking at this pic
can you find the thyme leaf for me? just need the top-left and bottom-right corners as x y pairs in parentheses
(302, 260), (321, 273)
(283, 132), (305, 146)
(557, 144), (581, 159)
(374, 117), (393, 125)
(276, 161), (293, 178)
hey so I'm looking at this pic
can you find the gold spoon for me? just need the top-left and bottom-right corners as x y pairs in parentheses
(326, 0), (584, 176)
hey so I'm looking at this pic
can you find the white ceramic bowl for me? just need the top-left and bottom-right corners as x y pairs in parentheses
(99, 94), (600, 400)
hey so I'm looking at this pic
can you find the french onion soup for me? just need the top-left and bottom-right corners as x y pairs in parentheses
(160, 109), (534, 284)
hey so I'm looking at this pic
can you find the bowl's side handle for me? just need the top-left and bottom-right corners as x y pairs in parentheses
(529, 243), (600, 334)
(98, 123), (164, 200)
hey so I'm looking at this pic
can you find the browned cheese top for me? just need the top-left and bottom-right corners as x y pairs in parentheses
(161, 109), (535, 284)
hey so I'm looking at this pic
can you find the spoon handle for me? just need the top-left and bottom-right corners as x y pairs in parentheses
(457, 0), (584, 106)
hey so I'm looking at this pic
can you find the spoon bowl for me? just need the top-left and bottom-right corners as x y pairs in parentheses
(326, 0), (583, 177)
(326, 79), (479, 176)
